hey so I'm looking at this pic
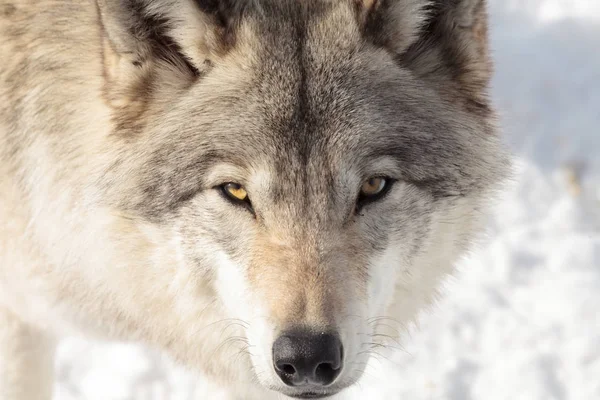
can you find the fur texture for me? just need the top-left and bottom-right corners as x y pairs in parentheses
(0, 0), (508, 398)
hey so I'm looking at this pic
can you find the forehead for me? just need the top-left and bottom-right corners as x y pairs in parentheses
(204, 4), (450, 169)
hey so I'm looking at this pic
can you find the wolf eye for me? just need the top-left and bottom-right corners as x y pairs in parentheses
(360, 177), (387, 197)
(222, 183), (248, 202)
(356, 177), (392, 212)
(219, 183), (255, 215)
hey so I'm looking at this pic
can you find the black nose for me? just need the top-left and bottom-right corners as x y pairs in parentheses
(272, 330), (343, 387)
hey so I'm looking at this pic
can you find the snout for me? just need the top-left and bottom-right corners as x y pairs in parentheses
(272, 329), (343, 390)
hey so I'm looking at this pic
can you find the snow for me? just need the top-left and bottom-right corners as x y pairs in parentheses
(54, 1), (600, 399)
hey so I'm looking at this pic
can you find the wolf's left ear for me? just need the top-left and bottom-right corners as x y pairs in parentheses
(357, 0), (430, 55)
(361, 0), (492, 106)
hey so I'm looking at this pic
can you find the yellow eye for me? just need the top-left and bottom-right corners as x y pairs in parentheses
(223, 183), (248, 202)
(360, 177), (387, 197)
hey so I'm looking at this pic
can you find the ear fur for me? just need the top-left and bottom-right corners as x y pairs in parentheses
(405, 0), (492, 104)
(97, 0), (247, 125)
(358, 0), (431, 55)
(360, 0), (493, 106)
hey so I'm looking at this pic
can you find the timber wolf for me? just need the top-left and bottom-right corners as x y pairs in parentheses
(0, 0), (508, 399)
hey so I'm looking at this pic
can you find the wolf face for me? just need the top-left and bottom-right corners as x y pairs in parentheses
(1, 0), (508, 398)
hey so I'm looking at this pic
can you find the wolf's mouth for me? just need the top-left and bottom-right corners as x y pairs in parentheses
(288, 392), (334, 399)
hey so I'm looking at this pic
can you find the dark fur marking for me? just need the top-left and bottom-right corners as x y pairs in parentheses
(359, 0), (394, 48)
(193, 0), (247, 52)
(1, 3), (16, 17)
(125, 1), (201, 77)
(134, 149), (226, 220)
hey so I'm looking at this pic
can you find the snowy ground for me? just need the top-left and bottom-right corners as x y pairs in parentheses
(54, 1), (600, 399)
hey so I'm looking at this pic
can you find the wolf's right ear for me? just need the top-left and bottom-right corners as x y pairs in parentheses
(98, 0), (244, 111)
(98, 0), (244, 71)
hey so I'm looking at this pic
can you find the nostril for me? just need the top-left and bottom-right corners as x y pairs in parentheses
(281, 364), (296, 375)
(314, 362), (338, 383)
(316, 362), (338, 372)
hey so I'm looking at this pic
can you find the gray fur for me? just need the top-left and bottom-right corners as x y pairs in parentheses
(0, 0), (509, 398)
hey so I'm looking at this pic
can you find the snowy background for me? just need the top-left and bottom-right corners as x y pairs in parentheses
(54, 1), (600, 399)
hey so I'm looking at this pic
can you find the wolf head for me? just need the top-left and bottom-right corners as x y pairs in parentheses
(95, 0), (507, 397)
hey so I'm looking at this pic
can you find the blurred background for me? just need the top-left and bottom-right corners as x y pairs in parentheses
(54, 1), (600, 399)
